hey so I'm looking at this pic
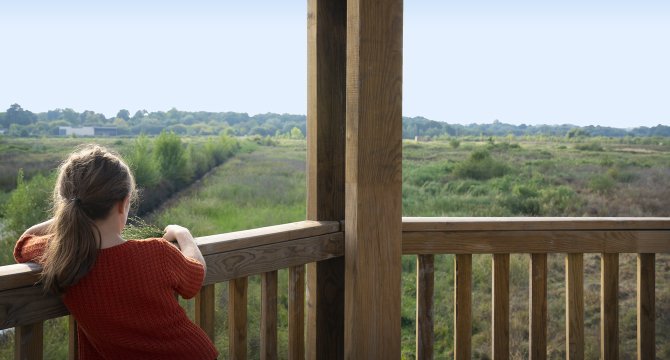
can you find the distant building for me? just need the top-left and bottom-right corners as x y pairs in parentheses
(58, 127), (117, 137)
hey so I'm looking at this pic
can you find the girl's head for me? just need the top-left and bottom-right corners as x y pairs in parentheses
(42, 145), (136, 294)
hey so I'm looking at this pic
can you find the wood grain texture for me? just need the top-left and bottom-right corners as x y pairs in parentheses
(15, 322), (43, 360)
(345, 0), (403, 356)
(402, 217), (670, 232)
(307, 0), (346, 222)
(416, 255), (434, 360)
(529, 254), (547, 360)
(203, 232), (343, 285)
(288, 265), (305, 360)
(228, 277), (248, 360)
(454, 254), (472, 360)
(492, 254), (510, 360)
(197, 221), (340, 256)
(195, 284), (216, 342)
(68, 316), (78, 360)
(261, 271), (278, 360)
(601, 253), (619, 360)
(306, 0), (346, 357)
(402, 230), (670, 254)
(306, 257), (344, 360)
(637, 253), (655, 360)
(565, 254), (584, 360)
(0, 286), (68, 330)
(0, 263), (41, 292)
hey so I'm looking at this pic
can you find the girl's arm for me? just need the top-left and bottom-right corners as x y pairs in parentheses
(162, 225), (206, 274)
(21, 218), (54, 238)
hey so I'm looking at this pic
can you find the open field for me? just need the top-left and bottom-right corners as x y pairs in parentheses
(1, 136), (669, 358)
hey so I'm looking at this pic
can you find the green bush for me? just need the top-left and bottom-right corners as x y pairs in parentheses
(589, 174), (615, 194)
(575, 142), (604, 151)
(154, 131), (190, 185)
(127, 135), (159, 187)
(453, 149), (510, 180)
(3, 169), (54, 236)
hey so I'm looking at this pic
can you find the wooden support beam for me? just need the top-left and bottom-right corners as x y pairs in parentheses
(601, 253), (619, 360)
(195, 284), (216, 342)
(492, 254), (510, 360)
(15, 322), (43, 360)
(68, 316), (78, 360)
(454, 254), (472, 360)
(228, 277), (248, 360)
(306, 0), (346, 358)
(637, 253), (655, 360)
(288, 265), (305, 360)
(261, 271), (278, 360)
(416, 255), (434, 360)
(345, 0), (403, 357)
(529, 254), (547, 360)
(565, 253), (584, 360)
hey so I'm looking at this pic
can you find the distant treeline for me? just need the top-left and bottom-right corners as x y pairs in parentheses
(1, 103), (669, 138)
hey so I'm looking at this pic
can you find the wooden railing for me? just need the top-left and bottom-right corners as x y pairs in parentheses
(1, 217), (669, 359)
(404, 217), (670, 360)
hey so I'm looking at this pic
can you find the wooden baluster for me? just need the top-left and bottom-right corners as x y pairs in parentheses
(68, 316), (78, 360)
(229, 277), (248, 360)
(565, 253), (584, 360)
(454, 254), (472, 360)
(637, 253), (655, 360)
(195, 284), (216, 342)
(14, 322), (43, 360)
(261, 271), (278, 360)
(416, 254), (434, 360)
(492, 254), (510, 360)
(529, 253), (547, 360)
(601, 253), (619, 360)
(289, 265), (305, 360)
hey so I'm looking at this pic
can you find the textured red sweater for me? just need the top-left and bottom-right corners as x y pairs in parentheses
(14, 234), (218, 360)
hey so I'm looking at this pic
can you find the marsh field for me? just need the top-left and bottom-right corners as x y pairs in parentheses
(1, 135), (669, 359)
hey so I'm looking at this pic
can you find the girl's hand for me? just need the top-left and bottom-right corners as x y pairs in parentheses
(162, 225), (191, 243)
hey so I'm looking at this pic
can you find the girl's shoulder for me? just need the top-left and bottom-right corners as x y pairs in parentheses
(122, 238), (180, 253)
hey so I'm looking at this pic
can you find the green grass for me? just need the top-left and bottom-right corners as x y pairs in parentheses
(2, 136), (670, 359)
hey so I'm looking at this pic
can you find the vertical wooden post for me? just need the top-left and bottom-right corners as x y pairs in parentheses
(416, 254), (434, 360)
(261, 271), (278, 360)
(492, 254), (510, 360)
(529, 254), (547, 360)
(195, 284), (216, 342)
(289, 265), (305, 360)
(345, 0), (403, 357)
(14, 322), (43, 360)
(306, 0), (346, 359)
(601, 253), (619, 360)
(565, 253), (584, 360)
(68, 316), (78, 360)
(637, 253), (655, 360)
(454, 254), (472, 360)
(229, 277), (248, 360)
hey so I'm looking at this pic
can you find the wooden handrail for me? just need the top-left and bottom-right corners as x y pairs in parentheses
(2, 217), (669, 360)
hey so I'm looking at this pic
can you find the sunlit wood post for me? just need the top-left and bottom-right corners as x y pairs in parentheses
(345, 0), (403, 357)
(306, 0), (346, 359)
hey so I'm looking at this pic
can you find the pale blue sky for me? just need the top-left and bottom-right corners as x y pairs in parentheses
(1, 0), (668, 128)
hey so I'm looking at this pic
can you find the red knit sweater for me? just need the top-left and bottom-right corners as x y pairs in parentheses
(14, 234), (218, 360)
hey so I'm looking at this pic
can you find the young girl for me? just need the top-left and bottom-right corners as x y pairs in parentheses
(14, 145), (218, 360)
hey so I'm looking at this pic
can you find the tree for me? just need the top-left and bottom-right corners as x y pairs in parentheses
(116, 109), (130, 121)
(290, 127), (304, 139)
(6, 104), (37, 126)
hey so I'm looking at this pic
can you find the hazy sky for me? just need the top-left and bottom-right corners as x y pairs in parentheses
(1, 0), (668, 128)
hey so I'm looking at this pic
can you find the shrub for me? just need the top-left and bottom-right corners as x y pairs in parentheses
(3, 169), (54, 236)
(575, 142), (604, 151)
(453, 149), (510, 180)
(589, 174), (615, 194)
(127, 135), (159, 187)
(154, 131), (190, 186)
